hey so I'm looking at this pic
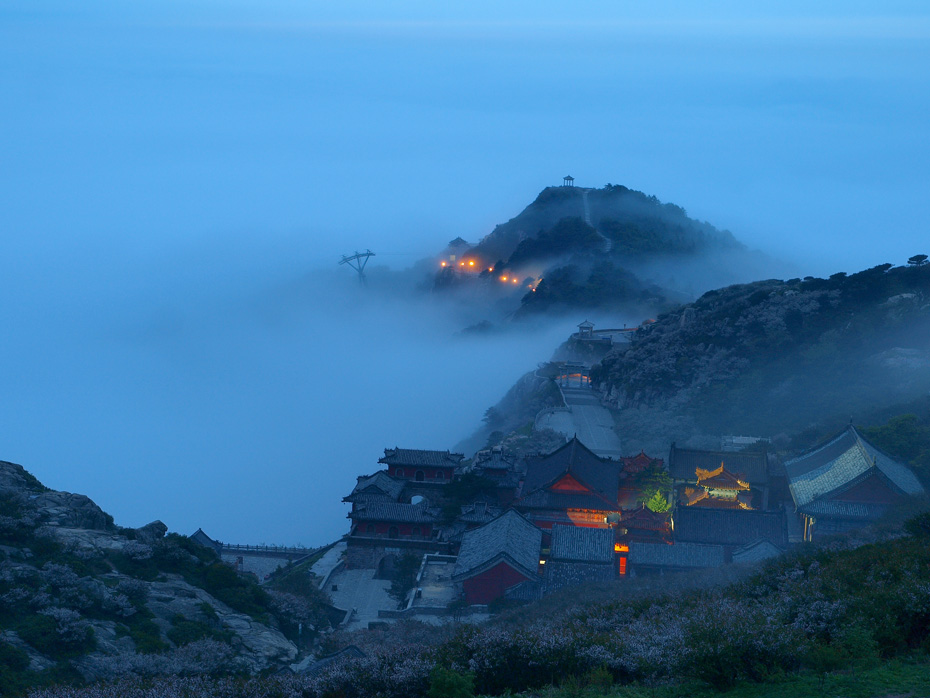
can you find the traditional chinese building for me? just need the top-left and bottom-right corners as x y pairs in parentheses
(669, 444), (772, 509)
(452, 510), (543, 605)
(785, 425), (925, 541)
(680, 465), (754, 509)
(673, 506), (788, 554)
(345, 500), (449, 571)
(617, 450), (664, 508)
(343, 471), (406, 508)
(516, 436), (621, 529)
(613, 505), (672, 543)
(627, 540), (725, 575)
(378, 447), (463, 484)
(543, 524), (617, 592)
(470, 447), (525, 505)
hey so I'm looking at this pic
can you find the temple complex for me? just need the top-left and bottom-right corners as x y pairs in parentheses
(332, 420), (924, 612)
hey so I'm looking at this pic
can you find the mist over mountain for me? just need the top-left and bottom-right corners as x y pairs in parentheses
(427, 183), (792, 325)
(590, 262), (930, 453)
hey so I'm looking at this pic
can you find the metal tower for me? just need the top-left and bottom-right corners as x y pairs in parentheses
(339, 250), (375, 284)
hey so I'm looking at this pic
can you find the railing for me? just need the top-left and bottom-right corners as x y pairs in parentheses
(534, 406), (571, 432)
(220, 543), (315, 556)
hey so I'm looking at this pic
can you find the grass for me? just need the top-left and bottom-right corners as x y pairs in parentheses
(525, 655), (930, 698)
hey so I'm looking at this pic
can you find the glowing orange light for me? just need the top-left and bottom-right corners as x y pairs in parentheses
(460, 262), (465, 266)
(614, 543), (629, 553)
(512, 278), (518, 284)
(501, 276), (508, 282)
(488, 268), (493, 272)
(468, 260), (475, 267)
(619, 557), (627, 575)
(440, 261), (447, 267)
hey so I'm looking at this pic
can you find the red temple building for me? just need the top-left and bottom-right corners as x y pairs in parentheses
(452, 510), (542, 604)
(379, 447), (463, 483)
(516, 437), (621, 529)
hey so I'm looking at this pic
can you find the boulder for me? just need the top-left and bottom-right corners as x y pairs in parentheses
(33, 491), (111, 530)
(135, 520), (168, 543)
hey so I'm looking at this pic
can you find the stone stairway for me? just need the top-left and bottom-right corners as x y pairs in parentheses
(582, 188), (612, 253)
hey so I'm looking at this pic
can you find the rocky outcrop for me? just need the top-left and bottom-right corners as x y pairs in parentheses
(33, 491), (112, 530)
(145, 576), (296, 671)
(590, 263), (930, 438)
(0, 460), (307, 686)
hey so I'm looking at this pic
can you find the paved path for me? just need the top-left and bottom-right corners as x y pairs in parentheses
(536, 409), (575, 438)
(326, 568), (395, 631)
(537, 384), (623, 458)
(561, 386), (624, 458)
(309, 541), (346, 586)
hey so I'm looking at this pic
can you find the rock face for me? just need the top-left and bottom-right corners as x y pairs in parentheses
(0, 460), (304, 684)
(33, 491), (112, 530)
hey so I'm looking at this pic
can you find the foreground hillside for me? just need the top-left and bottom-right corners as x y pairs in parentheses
(0, 462), (331, 696)
(22, 515), (930, 697)
(594, 262), (930, 452)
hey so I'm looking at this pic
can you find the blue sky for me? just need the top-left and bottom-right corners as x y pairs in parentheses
(0, 1), (928, 544)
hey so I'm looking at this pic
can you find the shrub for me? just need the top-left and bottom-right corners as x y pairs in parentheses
(428, 666), (475, 698)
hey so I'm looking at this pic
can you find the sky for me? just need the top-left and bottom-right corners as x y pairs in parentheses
(0, 1), (928, 545)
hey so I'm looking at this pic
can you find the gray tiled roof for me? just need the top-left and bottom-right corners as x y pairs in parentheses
(473, 449), (519, 471)
(457, 502), (502, 524)
(544, 560), (616, 592)
(669, 446), (768, 485)
(799, 499), (890, 520)
(786, 426), (924, 508)
(731, 539), (784, 564)
(349, 501), (436, 524)
(629, 541), (724, 569)
(549, 525), (614, 563)
(523, 437), (620, 503)
(344, 472), (405, 503)
(379, 448), (464, 468)
(674, 507), (788, 547)
(517, 489), (615, 512)
(453, 510), (542, 580)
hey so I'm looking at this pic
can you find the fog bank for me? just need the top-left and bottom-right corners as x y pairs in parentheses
(0, 240), (574, 545)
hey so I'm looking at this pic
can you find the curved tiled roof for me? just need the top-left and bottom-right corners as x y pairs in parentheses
(629, 541), (724, 569)
(549, 525), (614, 563)
(344, 472), (405, 503)
(453, 510), (542, 580)
(349, 501), (436, 523)
(696, 465), (750, 490)
(669, 446), (768, 485)
(800, 499), (890, 520)
(785, 426), (924, 509)
(517, 489), (615, 512)
(379, 448), (464, 468)
(523, 436), (620, 502)
(674, 507), (788, 546)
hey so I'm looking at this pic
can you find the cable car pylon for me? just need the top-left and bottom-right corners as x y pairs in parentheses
(339, 249), (375, 284)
